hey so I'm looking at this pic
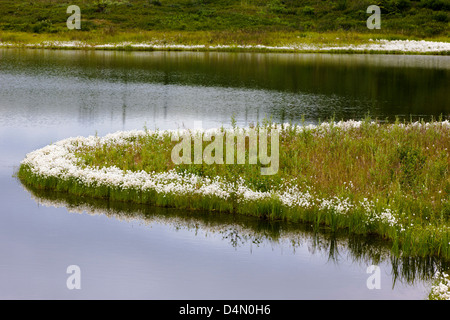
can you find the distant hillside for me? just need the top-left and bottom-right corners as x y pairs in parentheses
(0, 0), (448, 38)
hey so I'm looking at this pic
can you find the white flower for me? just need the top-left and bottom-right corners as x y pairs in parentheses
(430, 272), (450, 300)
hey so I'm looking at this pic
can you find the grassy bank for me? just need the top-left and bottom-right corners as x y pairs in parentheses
(1, 29), (449, 54)
(0, 0), (448, 54)
(17, 118), (450, 259)
(1, 29), (449, 47)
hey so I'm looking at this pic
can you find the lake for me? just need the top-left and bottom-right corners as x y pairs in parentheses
(1, 48), (449, 299)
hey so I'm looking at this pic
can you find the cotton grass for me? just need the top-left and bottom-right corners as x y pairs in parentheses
(2, 39), (449, 54)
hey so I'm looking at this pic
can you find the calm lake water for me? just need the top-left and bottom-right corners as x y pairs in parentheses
(1, 48), (449, 299)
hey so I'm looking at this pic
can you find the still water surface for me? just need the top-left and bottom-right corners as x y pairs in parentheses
(1, 49), (449, 299)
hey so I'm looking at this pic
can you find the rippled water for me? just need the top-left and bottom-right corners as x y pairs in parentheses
(1, 49), (449, 299)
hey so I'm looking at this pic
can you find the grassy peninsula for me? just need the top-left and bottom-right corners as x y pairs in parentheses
(18, 118), (450, 259)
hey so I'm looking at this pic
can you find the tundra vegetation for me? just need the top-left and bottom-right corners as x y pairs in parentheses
(18, 117), (450, 263)
(0, 0), (448, 49)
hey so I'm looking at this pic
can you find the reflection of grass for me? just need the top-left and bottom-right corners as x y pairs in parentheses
(17, 117), (450, 259)
(20, 179), (449, 289)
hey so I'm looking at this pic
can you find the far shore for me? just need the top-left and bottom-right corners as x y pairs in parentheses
(1, 31), (449, 55)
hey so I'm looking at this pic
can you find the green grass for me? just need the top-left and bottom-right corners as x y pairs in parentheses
(0, 0), (448, 47)
(17, 117), (450, 260)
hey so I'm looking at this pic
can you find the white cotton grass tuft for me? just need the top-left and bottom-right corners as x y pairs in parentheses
(430, 272), (450, 300)
(2, 39), (449, 54)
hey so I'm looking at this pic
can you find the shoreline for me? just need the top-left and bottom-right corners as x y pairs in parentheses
(1, 39), (450, 55)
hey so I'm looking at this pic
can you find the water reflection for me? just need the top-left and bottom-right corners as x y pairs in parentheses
(21, 181), (449, 288)
(1, 49), (449, 132)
